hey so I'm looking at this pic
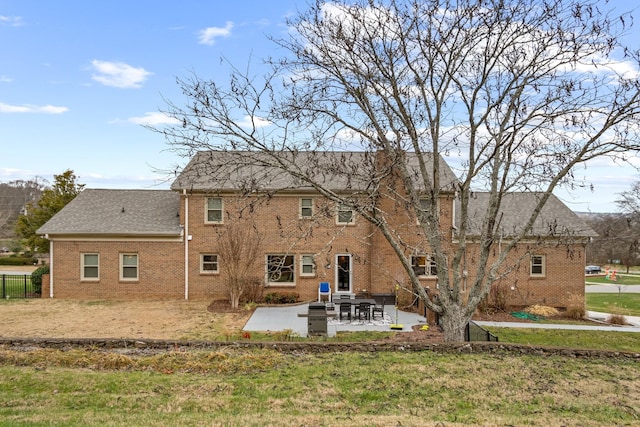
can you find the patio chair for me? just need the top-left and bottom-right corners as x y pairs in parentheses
(371, 297), (385, 320)
(355, 302), (371, 320)
(318, 281), (331, 302)
(338, 302), (352, 321)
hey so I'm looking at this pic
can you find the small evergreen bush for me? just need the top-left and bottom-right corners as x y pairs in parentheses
(264, 292), (300, 304)
(31, 265), (50, 294)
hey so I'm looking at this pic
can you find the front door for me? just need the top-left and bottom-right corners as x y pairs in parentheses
(336, 254), (352, 293)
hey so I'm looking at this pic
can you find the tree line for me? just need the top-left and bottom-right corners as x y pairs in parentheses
(586, 182), (640, 273)
(0, 170), (83, 252)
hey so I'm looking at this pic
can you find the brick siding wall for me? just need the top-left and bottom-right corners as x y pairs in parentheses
(48, 240), (184, 299)
(47, 191), (586, 309)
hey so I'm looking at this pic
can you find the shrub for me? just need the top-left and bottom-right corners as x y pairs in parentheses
(478, 284), (509, 314)
(0, 257), (37, 266)
(607, 313), (627, 325)
(31, 265), (50, 294)
(240, 276), (265, 303)
(565, 305), (585, 320)
(565, 295), (585, 320)
(264, 292), (300, 304)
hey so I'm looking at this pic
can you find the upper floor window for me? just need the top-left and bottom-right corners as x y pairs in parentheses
(206, 197), (223, 224)
(201, 254), (219, 274)
(411, 255), (437, 277)
(267, 254), (295, 285)
(336, 204), (355, 225)
(81, 253), (99, 281)
(120, 253), (138, 281)
(300, 198), (313, 219)
(300, 254), (315, 276)
(530, 255), (545, 277)
(418, 198), (431, 223)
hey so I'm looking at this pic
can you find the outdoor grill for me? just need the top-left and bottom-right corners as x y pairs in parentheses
(307, 302), (328, 336)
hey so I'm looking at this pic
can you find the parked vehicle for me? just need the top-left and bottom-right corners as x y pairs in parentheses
(585, 265), (602, 274)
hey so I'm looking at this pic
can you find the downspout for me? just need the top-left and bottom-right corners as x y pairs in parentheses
(47, 236), (53, 298)
(183, 189), (189, 300)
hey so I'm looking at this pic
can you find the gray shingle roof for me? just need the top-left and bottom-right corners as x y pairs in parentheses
(37, 189), (182, 236)
(171, 150), (459, 193)
(458, 192), (597, 238)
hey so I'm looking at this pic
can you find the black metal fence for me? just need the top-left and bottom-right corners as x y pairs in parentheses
(1, 274), (40, 299)
(465, 320), (499, 342)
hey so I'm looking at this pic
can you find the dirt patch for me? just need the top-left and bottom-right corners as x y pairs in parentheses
(0, 299), (253, 341)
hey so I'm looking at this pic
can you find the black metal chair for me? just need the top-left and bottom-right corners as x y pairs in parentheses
(371, 297), (385, 320)
(355, 302), (371, 320)
(339, 302), (352, 321)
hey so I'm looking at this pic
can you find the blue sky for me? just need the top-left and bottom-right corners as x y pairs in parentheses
(0, 0), (638, 213)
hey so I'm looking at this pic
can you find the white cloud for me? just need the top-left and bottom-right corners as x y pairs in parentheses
(90, 60), (152, 88)
(0, 75), (12, 83)
(0, 15), (23, 27)
(128, 112), (180, 126)
(0, 102), (68, 114)
(236, 115), (271, 128)
(198, 21), (233, 45)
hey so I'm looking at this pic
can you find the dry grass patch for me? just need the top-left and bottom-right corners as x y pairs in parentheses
(525, 305), (560, 317)
(0, 299), (252, 340)
(607, 313), (627, 325)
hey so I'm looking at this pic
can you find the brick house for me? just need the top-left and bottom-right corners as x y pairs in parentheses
(38, 151), (596, 310)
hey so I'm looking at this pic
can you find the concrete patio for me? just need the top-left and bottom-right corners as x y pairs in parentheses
(243, 302), (427, 337)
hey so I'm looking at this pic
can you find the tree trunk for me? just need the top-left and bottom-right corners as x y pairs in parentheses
(230, 290), (240, 309)
(439, 306), (470, 343)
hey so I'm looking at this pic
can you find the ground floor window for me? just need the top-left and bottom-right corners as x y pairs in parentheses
(81, 253), (99, 280)
(267, 254), (295, 285)
(411, 255), (437, 277)
(120, 253), (138, 280)
(530, 254), (545, 277)
(200, 254), (219, 274)
(300, 254), (315, 276)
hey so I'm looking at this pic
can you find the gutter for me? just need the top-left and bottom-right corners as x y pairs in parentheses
(47, 235), (53, 298)
(183, 189), (189, 300)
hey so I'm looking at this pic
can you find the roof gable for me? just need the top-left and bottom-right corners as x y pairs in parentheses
(171, 150), (459, 193)
(457, 192), (597, 238)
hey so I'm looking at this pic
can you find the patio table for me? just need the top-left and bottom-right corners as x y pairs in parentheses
(332, 298), (377, 319)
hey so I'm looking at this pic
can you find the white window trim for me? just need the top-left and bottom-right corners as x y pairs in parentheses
(81, 253), (99, 281)
(412, 254), (437, 278)
(266, 254), (296, 287)
(417, 197), (438, 225)
(200, 253), (219, 274)
(300, 254), (316, 277)
(300, 197), (314, 219)
(530, 254), (546, 277)
(336, 204), (355, 225)
(205, 197), (224, 224)
(120, 253), (139, 281)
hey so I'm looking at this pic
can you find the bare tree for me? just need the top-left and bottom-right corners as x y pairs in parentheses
(609, 181), (640, 272)
(157, 0), (640, 341)
(586, 213), (640, 273)
(217, 220), (263, 309)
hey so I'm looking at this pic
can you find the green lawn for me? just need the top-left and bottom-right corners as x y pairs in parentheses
(0, 349), (638, 426)
(585, 274), (640, 286)
(485, 327), (640, 352)
(586, 293), (640, 316)
(0, 273), (37, 298)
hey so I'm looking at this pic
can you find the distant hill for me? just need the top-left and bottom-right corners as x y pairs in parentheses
(0, 180), (44, 238)
(575, 211), (620, 221)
